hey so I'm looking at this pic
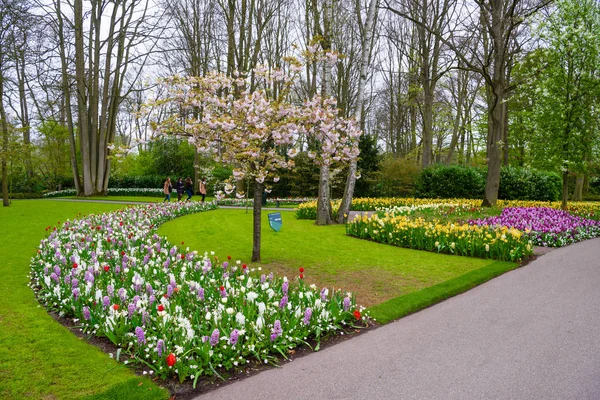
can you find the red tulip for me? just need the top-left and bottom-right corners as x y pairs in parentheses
(219, 286), (225, 291)
(181, 254), (185, 259)
(72, 263), (78, 269)
(227, 255), (231, 260)
(166, 353), (176, 367)
(299, 274), (304, 279)
(242, 264), (247, 269)
(103, 265), (110, 272)
(353, 310), (361, 320)
(113, 304), (120, 311)
(157, 304), (165, 312)
(299, 267), (304, 273)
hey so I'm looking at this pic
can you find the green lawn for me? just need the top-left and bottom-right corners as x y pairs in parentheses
(0, 200), (169, 400)
(158, 209), (517, 312)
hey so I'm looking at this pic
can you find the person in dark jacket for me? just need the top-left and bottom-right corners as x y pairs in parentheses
(176, 177), (184, 201)
(185, 177), (193, 201)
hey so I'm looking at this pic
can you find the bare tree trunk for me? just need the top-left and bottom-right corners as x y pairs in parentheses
(574, 173), (584, 201)
(482, 91), (504, 207)
(252, 180), (263, 261)
(194, 147), (200, 194)
(315, 0), (333, 225)
(55, 0), (82, 194)
(317, 163), (333, 225)
(15, 51), (32, 184)
(336, 0), (378, 224)
(482, 0), (506, 207)
(0, 77), (9, 207)
(74, 0), (93, 196)
(561, 170), (569, 210)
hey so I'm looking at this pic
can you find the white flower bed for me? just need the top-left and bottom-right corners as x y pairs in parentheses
(30, 201), (365, 384)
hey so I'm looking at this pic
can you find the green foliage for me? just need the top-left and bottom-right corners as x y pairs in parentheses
(354, 134), (381, 197)
(374, 156), (421, 197)
(3, 192), (43, 199)
(520, 0), (600, 183)
(415, 165), (485, 198)
(499, 166), (562, 201)
(108, 175), (165, 189)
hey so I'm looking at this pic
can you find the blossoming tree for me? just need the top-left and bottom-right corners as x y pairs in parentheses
(150, 52), (361, 256)
(154, 68), (301, 261)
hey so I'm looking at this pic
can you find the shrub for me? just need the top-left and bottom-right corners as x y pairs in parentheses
(374, 156), (421, 197)
(3, 192), (44, 199)
(499, 166), (561, 201)
(415, 165), (485, 199)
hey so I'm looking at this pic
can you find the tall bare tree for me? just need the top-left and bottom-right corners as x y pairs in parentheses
(336, 0), (379, 223)
(385, 0), (551, 206)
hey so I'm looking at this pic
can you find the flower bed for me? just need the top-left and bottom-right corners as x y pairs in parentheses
(30, 201), (366, 384)
(347, 214), (532, 262)
(470, 207), (600, 247)
(44, 188), (164, 197)
(296, 197), (600, 220)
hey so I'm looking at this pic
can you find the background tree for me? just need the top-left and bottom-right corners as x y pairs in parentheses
(528, 0), (600, 209)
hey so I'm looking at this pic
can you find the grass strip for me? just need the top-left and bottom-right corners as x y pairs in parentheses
(367, 261), (519, 324)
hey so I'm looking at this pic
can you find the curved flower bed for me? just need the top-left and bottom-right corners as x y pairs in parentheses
(470, 207), (600, 247)
(44, 188), (164, 197)
(30, 201), (366, 384)
(347, 214), (532, 261)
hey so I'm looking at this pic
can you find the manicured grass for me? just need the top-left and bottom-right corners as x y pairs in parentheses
(158, 209), (516, 313)
(0, 200), (169, 400)
(368, 260), (519, 323)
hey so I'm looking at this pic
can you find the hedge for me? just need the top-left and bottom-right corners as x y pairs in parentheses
(414, 165), (562, 201)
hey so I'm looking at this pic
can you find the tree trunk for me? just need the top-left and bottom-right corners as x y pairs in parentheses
(336, 0), (378, 224)
(315, 0), (333, 225)
(561, 170), (569, 210)
(252, 180), (263, 262)
(316, 163), (333, 225)
(0, 78), (9, 207)
(574, 173), (583, 202)
(74, 0), (94, 196)
(16, 53), (33, 184)
(194, 147), (200, 193)
(481, 1), (506, 208)
(502, 100), (509, 166)
(482, 84), (505, 207)
(55, 0), (82, 194)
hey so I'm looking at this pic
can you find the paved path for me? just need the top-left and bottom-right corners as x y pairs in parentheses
(195, 237), (600, 400)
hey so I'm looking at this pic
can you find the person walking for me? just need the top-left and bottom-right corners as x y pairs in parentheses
(198, 177), (207, 203)
(185, 177), (193, 201)
(163, 177), (172, 202)
(176, 177), (184, 201)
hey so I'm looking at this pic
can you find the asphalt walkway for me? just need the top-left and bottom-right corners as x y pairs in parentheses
(195, 237), (600, 400)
